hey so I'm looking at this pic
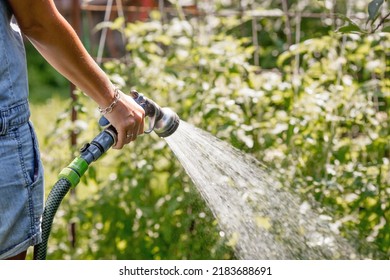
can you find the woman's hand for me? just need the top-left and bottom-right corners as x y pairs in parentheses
(103, 90), (145, 149)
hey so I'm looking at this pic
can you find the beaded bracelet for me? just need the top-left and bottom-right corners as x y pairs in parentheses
(98, 87), (121, 115)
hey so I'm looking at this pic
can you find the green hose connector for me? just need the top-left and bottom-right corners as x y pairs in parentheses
(58, 157), (89, 188)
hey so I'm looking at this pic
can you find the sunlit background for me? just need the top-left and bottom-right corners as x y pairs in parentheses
(26, 0), (389, 260)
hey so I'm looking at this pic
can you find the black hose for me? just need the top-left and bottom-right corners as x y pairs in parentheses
(33, 178), (72, 260)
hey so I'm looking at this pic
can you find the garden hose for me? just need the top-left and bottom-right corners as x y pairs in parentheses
(33, 178), (72, 260)
(33, 90), (179, 260)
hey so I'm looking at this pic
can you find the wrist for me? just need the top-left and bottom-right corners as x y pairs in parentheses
(98, 86), (121, 115)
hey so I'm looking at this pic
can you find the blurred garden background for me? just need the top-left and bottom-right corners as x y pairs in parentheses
(26, 0), (389, 259)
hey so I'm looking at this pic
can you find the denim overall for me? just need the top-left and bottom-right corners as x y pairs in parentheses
(0, 2), (44, 259)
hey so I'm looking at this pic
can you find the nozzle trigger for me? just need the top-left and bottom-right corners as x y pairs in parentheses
(145, 113), (156, 134)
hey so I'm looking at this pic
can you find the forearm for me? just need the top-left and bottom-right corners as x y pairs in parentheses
(7, 0), (145, 149)
(8, 0), (114, 107)
(28, 13), (114, 108)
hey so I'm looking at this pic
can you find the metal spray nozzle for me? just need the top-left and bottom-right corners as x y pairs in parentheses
(130, 90), (180, 138)
(153, 107), (180, 137)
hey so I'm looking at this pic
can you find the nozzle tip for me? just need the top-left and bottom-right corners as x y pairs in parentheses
(154, 108), (180, 138)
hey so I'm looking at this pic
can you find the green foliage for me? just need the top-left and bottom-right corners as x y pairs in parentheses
(103, 14), (389, 258)
(26, 43), (68, 103)
(276, 33), (389, 258)
(368, 0), (385, 21)
(39, 2), (389, 259)
(338, 0), (390, 34)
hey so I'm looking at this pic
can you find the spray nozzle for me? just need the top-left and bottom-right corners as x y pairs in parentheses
(99, 90), (180, 139)
(129, 90), (179, 137)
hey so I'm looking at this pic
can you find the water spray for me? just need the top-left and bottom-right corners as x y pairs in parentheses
(33, 90), (179, 260)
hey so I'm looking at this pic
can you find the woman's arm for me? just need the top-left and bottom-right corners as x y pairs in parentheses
(7, 0), (144, 149)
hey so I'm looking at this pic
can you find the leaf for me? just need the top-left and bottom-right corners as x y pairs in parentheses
(335, 14), (367, 34)
(94, 21), (113, 32)
(368, 0), (384, 21)
(337, 23), (365, 34)
(336, 13), (360, 25)
(382, 25), (390, 32)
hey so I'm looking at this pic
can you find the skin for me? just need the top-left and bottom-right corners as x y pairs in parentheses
(6, 251), (27, 260)
(7, 0), (145, 149)
(4, 0), (145, 259)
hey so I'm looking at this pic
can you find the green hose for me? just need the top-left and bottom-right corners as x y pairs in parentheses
(33, 178), (73, 260)
(33, 156), (89, 260)
(33, 130), (113, 260)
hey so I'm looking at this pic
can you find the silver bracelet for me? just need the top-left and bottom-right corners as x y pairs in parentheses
(98, 87), (121, 115)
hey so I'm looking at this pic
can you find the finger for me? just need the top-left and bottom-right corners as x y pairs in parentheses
(137, 116), (145, 135)
(129, 112), (144, 140)
(126, 131), (136, 141)
(113, 130), (126, 149)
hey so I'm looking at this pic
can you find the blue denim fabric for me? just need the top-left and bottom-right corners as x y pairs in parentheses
(0, 2), (45, 259)
(0, 115), (44, 259)
(0, 2), (29, 109)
